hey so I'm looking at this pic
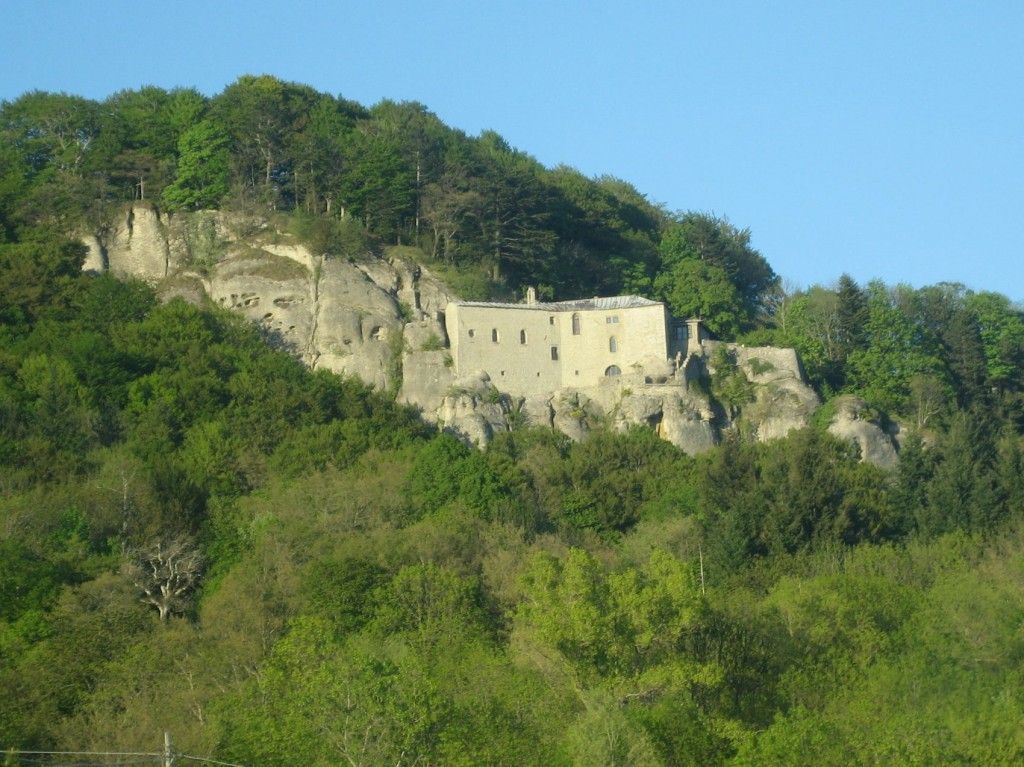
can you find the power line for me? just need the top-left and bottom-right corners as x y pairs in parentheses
(7, 754), (161, 758)
(14, 758), (160, 767)
(171, 757), (247, 767)
(2, 751), (247, 767)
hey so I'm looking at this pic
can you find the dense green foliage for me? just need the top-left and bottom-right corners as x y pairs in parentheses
(0, 76), (782, 314)
(2, 239), (1023, 764)
(3, 76), (1024, 765)
(751, 277), (1024, 427)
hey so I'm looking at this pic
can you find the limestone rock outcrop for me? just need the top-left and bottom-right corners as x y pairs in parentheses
(85, 204), (455, 394)
(84, 205), (171, 277)
(734, 346), (821, 442)
(82, 204), (897, 465)
(434, 373), (510, 446)
(398, 316), (456, 410)
(209, 250), (314, 358)
(827, 396), (900, 468)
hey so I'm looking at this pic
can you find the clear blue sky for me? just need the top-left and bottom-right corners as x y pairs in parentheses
(3, 1), (1022, 301)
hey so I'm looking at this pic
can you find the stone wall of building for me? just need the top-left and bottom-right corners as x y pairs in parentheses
(559, 302), (669, 388)
(445, 298), (670, 398)
(445, 303), (565, 397)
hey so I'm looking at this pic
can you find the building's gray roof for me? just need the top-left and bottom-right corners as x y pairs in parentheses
(451, 295), (662, 312)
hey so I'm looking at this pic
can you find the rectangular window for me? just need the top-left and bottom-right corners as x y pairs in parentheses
(551, 346), (559, 361)
(606, 315), (620, 324)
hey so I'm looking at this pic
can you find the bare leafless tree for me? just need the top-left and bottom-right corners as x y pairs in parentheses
(124, 537), (205, 621)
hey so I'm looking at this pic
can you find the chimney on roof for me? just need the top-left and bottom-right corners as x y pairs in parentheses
(526, 286), (537, 304)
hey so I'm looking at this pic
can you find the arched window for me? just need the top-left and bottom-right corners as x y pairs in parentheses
(609, 336), (617, 353)
(520, 329), (527, 344)
(605, 365), (621, 377)
(572, 313), (581, 335)
(492, 328), (499, 343)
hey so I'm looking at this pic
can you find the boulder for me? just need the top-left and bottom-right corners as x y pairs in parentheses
(662, 400), (719, 454)
(827, 396), (900, 468)
(551, 390), (596, 442)
(438, 391), (508, 446)
(520, 396), (555, 430)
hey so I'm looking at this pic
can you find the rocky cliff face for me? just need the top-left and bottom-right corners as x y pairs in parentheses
(85, 205), (455, 392)
(84, 204), (898, 465)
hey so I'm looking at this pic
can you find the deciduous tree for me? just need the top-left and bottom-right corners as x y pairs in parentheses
(653, 213), (776, 337)
(124, 536), (204, 620)
(162, 119), (230, 210)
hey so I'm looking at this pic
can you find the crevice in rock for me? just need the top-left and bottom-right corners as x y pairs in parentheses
(305, 256), (324, 368)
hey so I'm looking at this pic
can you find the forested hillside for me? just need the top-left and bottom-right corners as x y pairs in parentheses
(3, 75), (1024, 765)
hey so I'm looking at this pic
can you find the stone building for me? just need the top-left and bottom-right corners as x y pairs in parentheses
(444, 289), (698, 398)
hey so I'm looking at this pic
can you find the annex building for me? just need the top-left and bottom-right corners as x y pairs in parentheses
(444, 290), (702, 398)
